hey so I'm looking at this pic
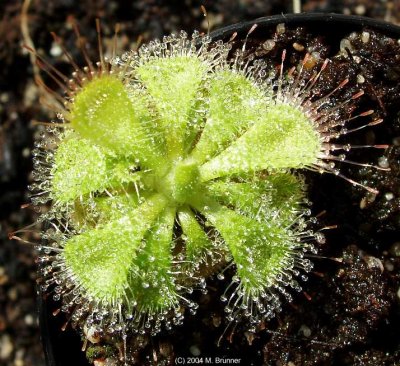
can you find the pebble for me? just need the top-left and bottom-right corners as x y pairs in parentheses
(0, 266), (8, 286)
(384, 260), (394, 272)
(293, 42), (305, 51)
(389, 242), (400, 257)
(0, 92), (9, 103)
(50, 42), (63, 57)
(23, 81), (38, 107)
(357, 74), (365, 84)
(8, 288), (18, 301)
(14, 349), (25, 366)
(340, 38), (354, 55)
(84, 325), (101, 344)
(22, 148), (30, 158)
(24, 314), (34, 326)
(0, 334), (14, 360)
(355, 4), (366, 15)
(105, 358), (119, 366)
(360, 193), (377, 209)
(361, 31), (370, 43)
(262, 39), (275, 51)
(299, 324), (311, 337)
(276, 23), (285, 34)
(362, 255), (384, 273)
(378, 156), (390, 169)
(384, 192), (394, 201)
(189, 345), (201, 356)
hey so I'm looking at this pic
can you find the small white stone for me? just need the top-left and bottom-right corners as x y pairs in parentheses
(84, 325), (101, 344)
(23, 80), (38, 106)
(293, 42), (305, 52)
(24, 314), (34, 326)
(340, 38), (353, 54)
(105, 358), (119, 366)
(385, 192), (394, 201)
(0, 93), (9, 103)
(22, 148), (31, 158)
(363, 255), (384, 273)
(189, 345), (201, 356)
(384, 261), (394, 272)
(378, 156), (390, 169)
(361, 31), (370, 43)
(299, 324), (311, 337)
(263, 39), (276, 51)
(348, 32), (358, 40)
(14, 350), (25, 366)
(311, 51), (321, 62)
(357, 74), (365, 84)
(355, 4), (366, 15)
(276, 23), (286, 34)
(14, 360), (24, 366)
(0, 334), (14, 360)
(390, 242), (400, 257)
(50, 42), (62, 57)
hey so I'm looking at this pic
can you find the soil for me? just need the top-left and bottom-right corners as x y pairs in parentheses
(1, 1), (400, 366)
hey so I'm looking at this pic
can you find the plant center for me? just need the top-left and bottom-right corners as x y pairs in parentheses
(159, 159), (201, 205)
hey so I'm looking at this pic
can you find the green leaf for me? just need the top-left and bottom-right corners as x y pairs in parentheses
(137, 56), (208, 158)
(178, 207), (212, 266)
(70, 75), (166, 170)
(199, 103), (321, 181)
(63, 194), (168, 304)
(207, 173), (305, 224)
(197, 199), (296, 297)
(191, 70), (267, 163)
(71, 191), (142, 229)
(129, 206), (178, 314)
(51, 134), (144, 204)
(51, 135), (109, 203)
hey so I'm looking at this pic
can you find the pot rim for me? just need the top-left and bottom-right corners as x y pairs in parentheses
(209, 12), (400, 40)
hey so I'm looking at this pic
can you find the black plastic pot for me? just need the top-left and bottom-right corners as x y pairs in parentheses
(209, 12), (400, 41)
(39, 13), (400, 366)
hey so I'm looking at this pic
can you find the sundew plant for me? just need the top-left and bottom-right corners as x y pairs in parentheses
(28, 26), (384, 345)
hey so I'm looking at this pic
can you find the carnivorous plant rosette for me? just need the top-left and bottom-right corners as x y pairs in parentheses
(29, 29), (382, 339)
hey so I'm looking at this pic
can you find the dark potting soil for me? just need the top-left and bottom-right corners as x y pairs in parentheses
(1, 1), (400, 366)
